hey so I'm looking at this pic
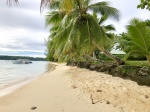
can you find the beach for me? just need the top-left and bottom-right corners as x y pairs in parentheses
(0, 63), (150, 112)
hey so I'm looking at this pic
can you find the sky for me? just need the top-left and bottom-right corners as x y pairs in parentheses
(0, 0), (150, 57)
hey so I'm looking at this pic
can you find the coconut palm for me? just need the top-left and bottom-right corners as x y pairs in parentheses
(45, 0), (124, 65)
(125, 18), (150, 64)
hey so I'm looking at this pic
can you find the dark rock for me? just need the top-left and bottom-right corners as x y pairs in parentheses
(31, 106), (37, 110)
(145, 95), (149, 98)
(106, 101), (110, 104)
(77, 62), (85, 68)
(139, 66), (150, 76)
(84, 62), (91, 69)
(66, 60), (77, 66)
(72, 85), (77, 89)
(97, 90), (102, 92)
(89, 64), (98, 70)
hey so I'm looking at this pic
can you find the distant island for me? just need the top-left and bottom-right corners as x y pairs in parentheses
(0, 55), (46, 61)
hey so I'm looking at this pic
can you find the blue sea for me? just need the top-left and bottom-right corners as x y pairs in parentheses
(0, 60), (50, 91)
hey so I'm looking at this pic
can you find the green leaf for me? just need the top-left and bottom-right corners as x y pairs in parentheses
(88, 1), (120, 21)
(127, 18), (150, 55)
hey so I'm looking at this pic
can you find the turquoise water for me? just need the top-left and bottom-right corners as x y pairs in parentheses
(0, 60), (49, 89)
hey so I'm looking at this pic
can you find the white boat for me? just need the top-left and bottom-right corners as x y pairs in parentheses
(12, 59), (32, 64)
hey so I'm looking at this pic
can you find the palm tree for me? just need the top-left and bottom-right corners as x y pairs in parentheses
(125, 18), (150, 64)
(9, 0), (124, 65)
(45, 0), (124, 65)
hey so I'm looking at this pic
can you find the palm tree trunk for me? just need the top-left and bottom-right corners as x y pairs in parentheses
(92, 51), (97, 60)
(146, 55), (150, 65)
(93, 40), (124, 66)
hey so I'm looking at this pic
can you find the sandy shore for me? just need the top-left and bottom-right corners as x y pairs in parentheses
(0, 64), (150, 112)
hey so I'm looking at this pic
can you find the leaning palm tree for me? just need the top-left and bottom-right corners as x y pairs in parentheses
(45, 0), (124, 65)
(125, 18), (150, 64)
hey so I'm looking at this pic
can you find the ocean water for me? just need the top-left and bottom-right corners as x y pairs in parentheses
(0, 60), (50, 90)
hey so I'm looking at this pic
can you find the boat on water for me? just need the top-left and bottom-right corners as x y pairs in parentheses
(12, 59), (32, 64)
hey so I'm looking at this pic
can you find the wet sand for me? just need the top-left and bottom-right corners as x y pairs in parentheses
(0, 64), (150, 112)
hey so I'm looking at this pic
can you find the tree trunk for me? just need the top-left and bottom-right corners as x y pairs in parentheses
(93, 40), (124, 66)
(146, 55), (150, 65)
(92, 51), (97, 60)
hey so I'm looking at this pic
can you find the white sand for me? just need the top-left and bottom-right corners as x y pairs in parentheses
(67, 66), (150, 112)
(0, 64), (150, 112)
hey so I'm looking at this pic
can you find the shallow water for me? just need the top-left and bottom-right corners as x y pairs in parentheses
(0, 60), (49, 89)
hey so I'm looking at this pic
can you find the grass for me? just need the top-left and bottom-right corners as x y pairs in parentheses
(125, 60), (149, 66)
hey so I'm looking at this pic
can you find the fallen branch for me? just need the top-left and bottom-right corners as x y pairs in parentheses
(90, 94), (106, 104)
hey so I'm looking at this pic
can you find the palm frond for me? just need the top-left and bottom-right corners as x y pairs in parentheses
(49, 26), (59, 32)
(59, 0), (73, 12)
(127, 19), (150, 53)
(123, 50), (145, 61)
(51, 20), (73, 61)
(49, 1), (60, 10)
(83, 0), (90, 7)
(40, 0), (53, 10)
(77, 16), (94, 55)
(88, 1), (121, 21)
(92, 12), (98, 21)
(99, 14), (108, 25)
(6, 0), (18, 6)
(129, 18), (142, 26)
(104, 24), (116, 31)
(49, 32), (57, 39)
(87, 14), (111, 48)
(45, 11), (66, 26)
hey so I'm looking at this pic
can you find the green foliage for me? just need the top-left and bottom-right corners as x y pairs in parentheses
(127, 19), (150, 53)
(88, 1), (120, 21)
(45, 0), (122, 64)
(116, 32), (146, 60)
(137, 0), (150, 11)
(125, 61), (149, 66)
(97, 53), (112, 61)
(93, 13), (116, 51)
(127, 18), (150, 61)
(116, 19), (150, 61)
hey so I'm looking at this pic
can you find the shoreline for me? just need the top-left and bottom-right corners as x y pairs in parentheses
(0, 62), (57, 98)
(0, 64), (150, 112)
(0, 77), (38, 97)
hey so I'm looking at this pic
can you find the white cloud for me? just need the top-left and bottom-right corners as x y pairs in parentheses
(104, 0), (150, 34)
(0, 0), (49, 57)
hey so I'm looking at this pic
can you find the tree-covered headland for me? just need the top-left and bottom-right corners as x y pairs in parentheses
(0, 55), (46, 61)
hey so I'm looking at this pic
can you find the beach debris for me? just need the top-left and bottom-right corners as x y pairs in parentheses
(145, 95), (149, 98)
(106, 101), (110, 104)
(90, 94), (95, 104)
(71, 85), (77, 89)
(90, 94), (102, 104)
(97, 89), (102, 92)
(31, 106), (37, 110)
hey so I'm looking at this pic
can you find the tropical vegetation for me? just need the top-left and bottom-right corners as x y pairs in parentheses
(45, 0), (124, 65)
(116, 18), (150, 65)
(137, 0), (150, 11)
